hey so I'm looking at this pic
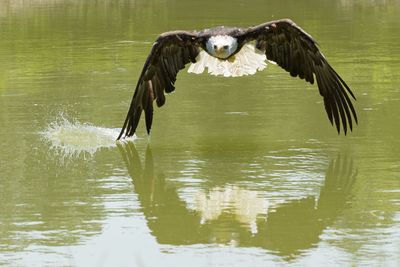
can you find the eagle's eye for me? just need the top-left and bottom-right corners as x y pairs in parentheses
(223, 45), (229, 49)
(213, 45), (217, 49)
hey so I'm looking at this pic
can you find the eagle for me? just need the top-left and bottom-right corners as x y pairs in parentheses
(117, 19), (357, 140)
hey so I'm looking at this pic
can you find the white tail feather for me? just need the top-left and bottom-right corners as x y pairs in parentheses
(188, 44), (267, 77)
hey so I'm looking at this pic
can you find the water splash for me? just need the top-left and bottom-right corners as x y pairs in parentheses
(41, 116), (135, 157)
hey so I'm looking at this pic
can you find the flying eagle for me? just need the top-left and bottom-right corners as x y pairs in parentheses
(117, 19), (357, 140)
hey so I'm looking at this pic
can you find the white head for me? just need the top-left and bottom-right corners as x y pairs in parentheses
(206, 35), (238, 59)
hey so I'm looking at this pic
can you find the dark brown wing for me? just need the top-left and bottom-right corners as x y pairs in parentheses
(238, 19), (357, 134)
(117, 31), (201, 140)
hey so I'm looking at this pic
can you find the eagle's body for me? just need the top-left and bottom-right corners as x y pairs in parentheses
(117, 19), (357, 140)
(189, 37), (267, 77)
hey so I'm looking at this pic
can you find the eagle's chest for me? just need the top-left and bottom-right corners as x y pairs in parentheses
(188, 43), (268, 77)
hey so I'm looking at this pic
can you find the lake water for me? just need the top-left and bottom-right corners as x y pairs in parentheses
(1, 0), (400, 266)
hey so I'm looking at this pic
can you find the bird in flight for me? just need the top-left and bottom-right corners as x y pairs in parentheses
(117, 19), (357, 140)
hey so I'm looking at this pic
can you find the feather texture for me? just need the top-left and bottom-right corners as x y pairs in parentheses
(238, 19), (357, 134)
(117, 31), (201, 140)
(117, 19), (357, 140)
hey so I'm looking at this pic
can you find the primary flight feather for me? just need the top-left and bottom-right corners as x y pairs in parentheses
(117, 19), (357, 140)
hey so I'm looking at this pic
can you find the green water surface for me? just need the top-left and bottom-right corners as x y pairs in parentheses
(1, 0), (400, 266)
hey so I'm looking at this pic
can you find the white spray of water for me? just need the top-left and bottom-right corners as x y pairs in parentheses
(41, 115), (135, 157)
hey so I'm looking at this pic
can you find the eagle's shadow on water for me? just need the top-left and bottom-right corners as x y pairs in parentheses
(117, 142), (357, 260)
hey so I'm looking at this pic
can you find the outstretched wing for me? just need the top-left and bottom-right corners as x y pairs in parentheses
(117, 31), (201, 140)
(238, 19), (357, 134)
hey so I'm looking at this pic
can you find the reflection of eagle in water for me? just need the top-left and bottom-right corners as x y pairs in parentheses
(118, 142), (357, 257)
(117, 19), (357, 140)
